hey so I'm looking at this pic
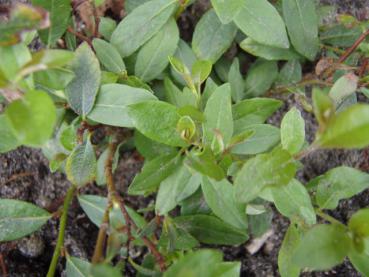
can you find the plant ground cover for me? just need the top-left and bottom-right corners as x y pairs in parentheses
(1, 0), (369, 276)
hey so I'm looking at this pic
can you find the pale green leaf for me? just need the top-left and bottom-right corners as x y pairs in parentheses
(282, 0), (319, 60)
(210, 0), (243, 24)
(245, 59), (278, 97)
(192, 9), (237, 64)
(66, 256), (91, 277)
(0, 114), (20, 153)
(278, 224), (301, 277)
(88, 84), (157, 128)
(234, 147), (297, 203)
(228, 58), (244, 102)
(65, 42), (101, 117)
(328, 73), (358, 106)
(111, 0), (177, 57)
(277, 60), (302, 85)
(135, 18), (179, 82)
(0, 199), (51, 241)
(234, 0), (289, 48)
(281, 107), (305, 154)
(92, 38), (126, 74)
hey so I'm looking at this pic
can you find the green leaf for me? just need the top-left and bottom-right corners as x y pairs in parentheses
(95, 146), (119, 186)
(328, 73), (358, 106)
(111, 0), (177, 57)
(235, 147), (297, 203)
(92, 38), (126, 74)
(293, 224), (351, 270)
(228, 58), (244, 102)
(164, 77), (197, 108)
(128, 100), (187, 147)
(320, 25), (362, 48)
(65, 137), (97, 187)
(65, 42), (101, 117)
(203, 83), (233, 147)
(5, 90), (56, 147)
(0, 44), (31, 82)
(282, 0), (319, 60)
(0, 4), (49, 46)
(349, 246), (369, 277)
(202, 177), (247, 230)
(164, 250), (223, 277)
(98, 17), (116, 40)
(170, 40), (197, 86)
(349, 209), (369, 240)
(134, 131), (174, 161)
(245, 59), (278, 97)
(90, 264), (123, 277)
(88, 84), (157, 128)
(78, 195), (146, 229)
(180, 189), (211, 216)
(232, 124), (280, 155)
(192, 9), (237, 64)
(192, 60), (212, 85)
(34, 68), (74, 91)
(66, 256), (91, 277)
(135, 18), (179, 82)
(278, 224), (301, 277)
(174, 215), (248, 245)
(269, 179), (316, 225)
(128, 152), (182, 195)
(0, 199), (51, 241)
(280, 107), (305, 154)
(313, 166), (369, 210)
(125, 0), (151, 13)
(316, 104), (369, 149)
(185, 149), (225, 181)
(233, 98), (282, 127)
(312, 88), (335, 128)
(276, 60), (302, 85)
(213, 262), (241, 277)
(32, 0), (71, 47)
(234, 0), (289, 49)
(156, 165), (201, 215)
(240, 38), (301, 61)
(210, 0), (243, 24)
(248, 209), (273, 237)
(0, 114), (20, 153)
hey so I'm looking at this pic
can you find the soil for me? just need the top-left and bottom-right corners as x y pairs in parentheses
(1, 0), (369, 276)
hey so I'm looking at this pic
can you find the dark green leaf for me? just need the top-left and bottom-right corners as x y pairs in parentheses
(0, 199), (51, 241)
(88, 84), (157, 128)
(293, 224), (351, 270)
(65, 137), (97, 187)
(111, 0), (177, 57)
(277, 60), (302, 85)
(174, 215), (249, 245)
(65, 42), (101, 117)
(164, 77), (197, 108)
(135, 18), (179, 82)
(128, 100), (187, 147)
(192, 9), (237, 64)
(282, 0), (319, 60)
(349, 209), (369, 239)
(134, 131), (175, 161)
(228, 58), (244, 102)
(234, 0), (289, 49)
(320, 25), (362, 47)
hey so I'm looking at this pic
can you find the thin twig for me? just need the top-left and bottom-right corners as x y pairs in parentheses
(66, 26), (92, 46)
(3, 172), (35, 185)
(338, 29), (369, 64)
(103, 137), (167, 272)
(0, 254), (7, 277)
(91, 204), (111, 263)
(47, 185), (77, 277)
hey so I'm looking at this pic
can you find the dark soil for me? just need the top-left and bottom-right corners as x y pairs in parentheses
(1, 0), (369, 276)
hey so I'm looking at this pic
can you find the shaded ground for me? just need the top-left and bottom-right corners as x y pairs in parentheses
(1, 0), (369, 276)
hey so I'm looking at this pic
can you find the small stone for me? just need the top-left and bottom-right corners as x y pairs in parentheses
(18, 234), (45, 258)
